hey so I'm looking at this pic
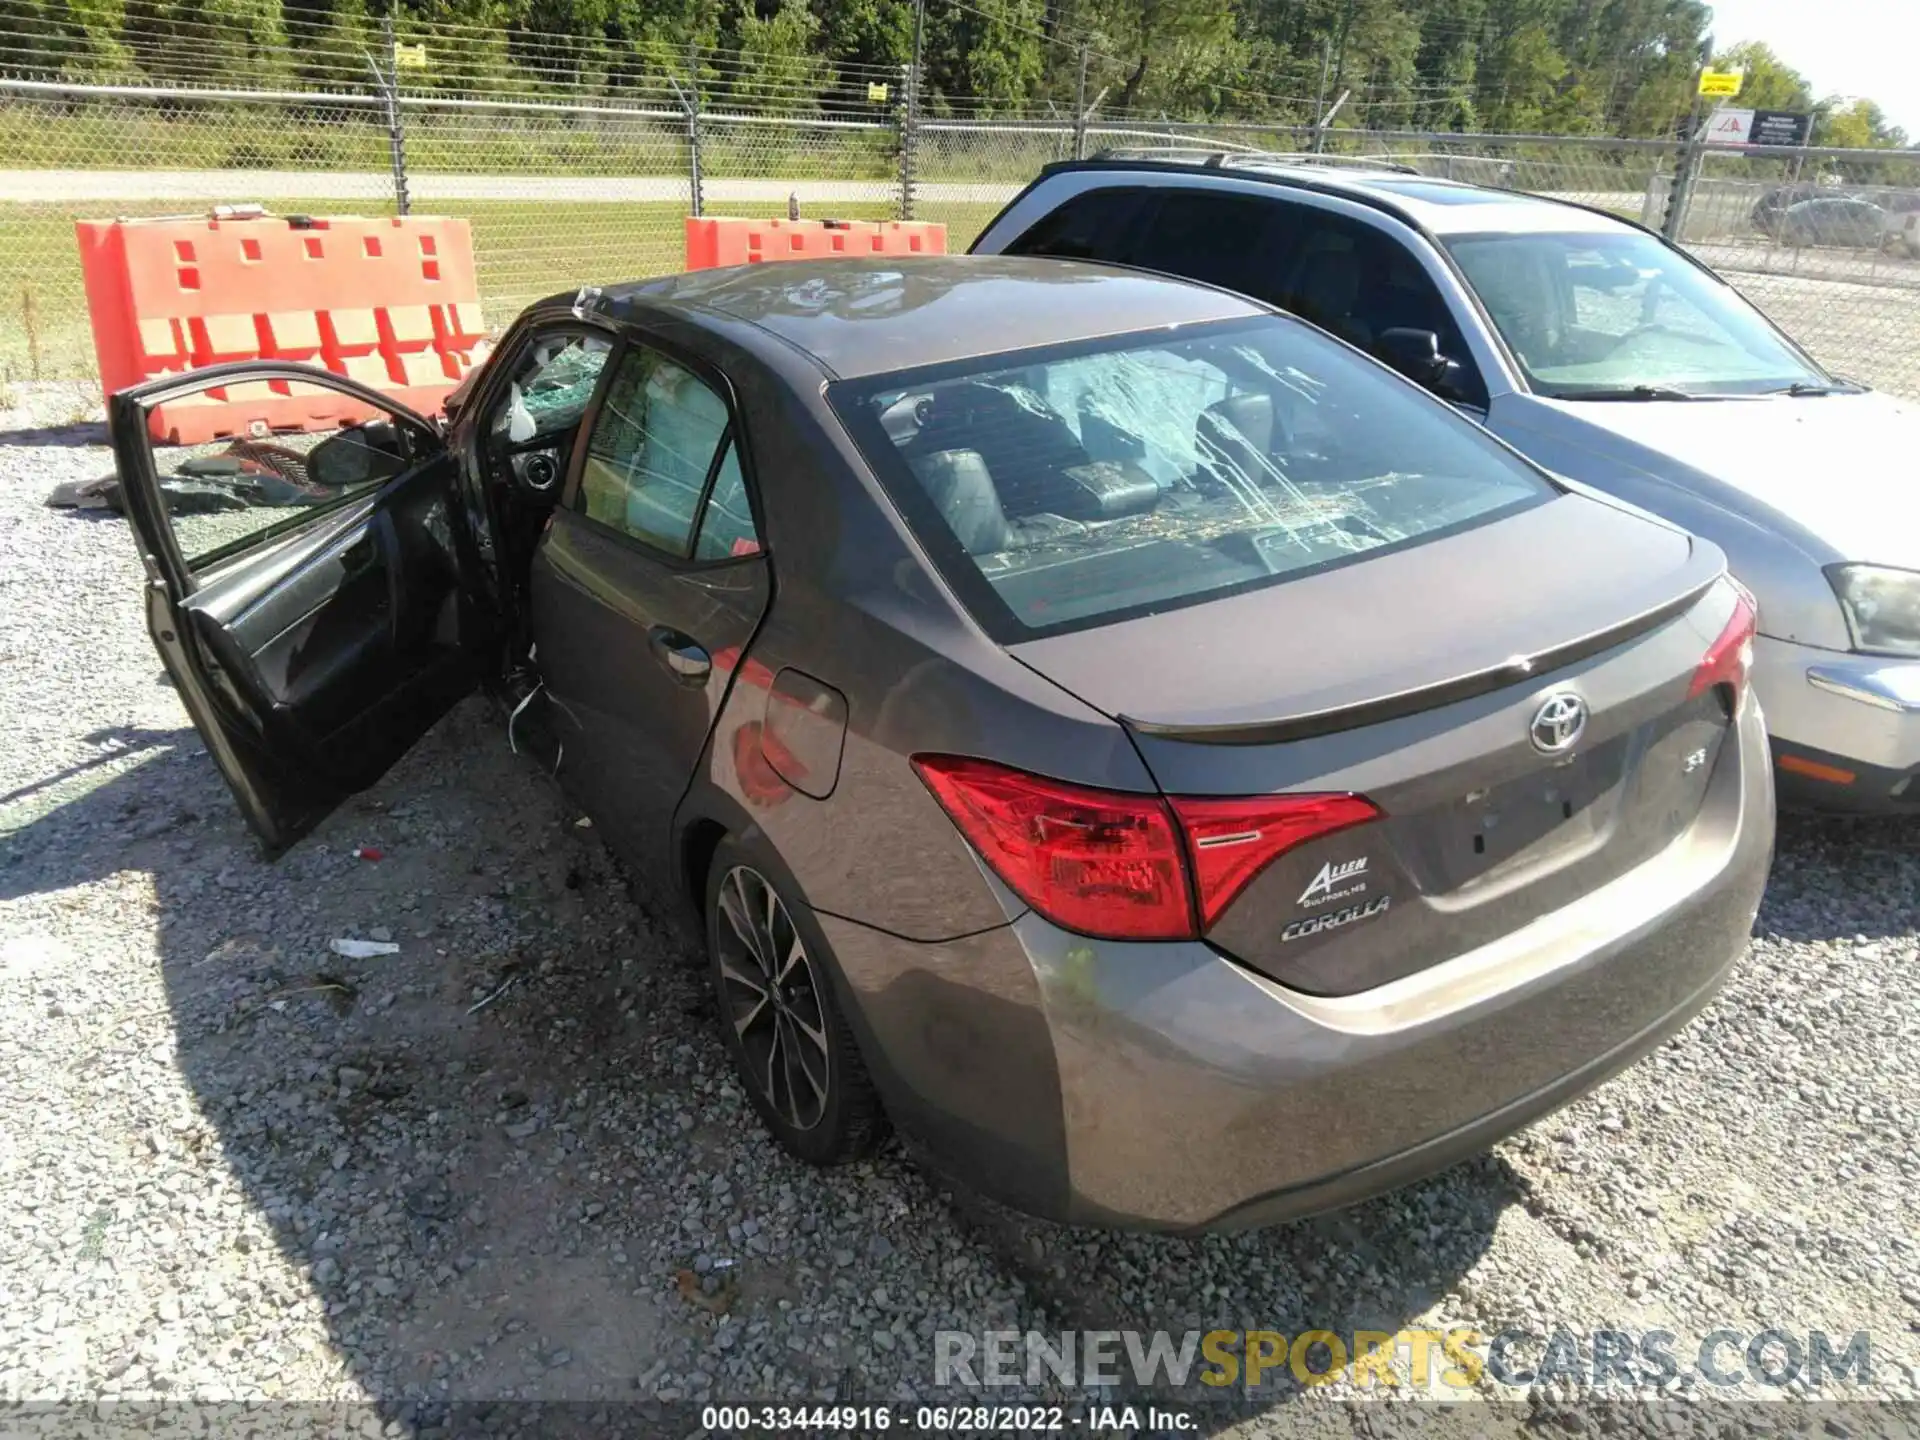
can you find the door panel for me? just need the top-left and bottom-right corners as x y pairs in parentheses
(532, 512), (769, 883)
(110, 362), (492, 854)
(182, 463), (473, 765)
(519, 334), (772, 890)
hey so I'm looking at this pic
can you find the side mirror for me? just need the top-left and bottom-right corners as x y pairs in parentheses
(1377, 327), (1471, 403)
(307, 419), (405, 489)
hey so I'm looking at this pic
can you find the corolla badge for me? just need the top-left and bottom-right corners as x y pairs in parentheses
(1529, 692), (1589, 755)
(1282, 894), (1391, 943)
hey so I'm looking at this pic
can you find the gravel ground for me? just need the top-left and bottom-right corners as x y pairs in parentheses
(1, 383), (1917, 1437)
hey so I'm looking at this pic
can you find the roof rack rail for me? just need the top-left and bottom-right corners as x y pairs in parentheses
(1090, 146), (1256, 166)
(1234, 151), (1425, 175)
(1091, 145), (1424, 176)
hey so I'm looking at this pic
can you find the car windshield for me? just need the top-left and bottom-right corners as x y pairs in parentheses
(832, 317), (1553, 640)
(1445, 230), (1831, 398)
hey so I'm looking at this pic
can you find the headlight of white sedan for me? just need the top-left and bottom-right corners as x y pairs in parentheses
(1827, 564), (1920, 658)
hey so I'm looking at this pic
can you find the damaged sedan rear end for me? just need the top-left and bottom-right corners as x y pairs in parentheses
(823, 277), (1771, 1228)
(110, 256), (1771, 1231)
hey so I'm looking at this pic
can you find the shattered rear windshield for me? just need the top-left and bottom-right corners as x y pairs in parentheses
(831, 317), (1554, 640)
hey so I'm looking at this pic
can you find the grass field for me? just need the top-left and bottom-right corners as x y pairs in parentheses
(6, 189), (1911, 401)
(0, 196), (1005, 385)
(3, 104), (901, 183)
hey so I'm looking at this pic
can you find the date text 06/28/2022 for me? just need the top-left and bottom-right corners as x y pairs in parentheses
(699, 1404), (1192, 1432)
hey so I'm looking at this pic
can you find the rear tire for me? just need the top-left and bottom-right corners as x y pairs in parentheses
(704, 836), (886, 1166)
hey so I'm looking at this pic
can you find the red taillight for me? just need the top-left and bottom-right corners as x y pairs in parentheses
(1689, 583), (1758, 708)
(913, 755), (1193, 939)
(1169, 793), (1381, 930)
(913, 755), (1380, 941)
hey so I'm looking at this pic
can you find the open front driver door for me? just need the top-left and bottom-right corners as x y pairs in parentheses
(110, 362), (497, 855)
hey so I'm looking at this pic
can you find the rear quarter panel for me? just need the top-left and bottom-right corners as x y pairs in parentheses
(665, 315), (1153, 942)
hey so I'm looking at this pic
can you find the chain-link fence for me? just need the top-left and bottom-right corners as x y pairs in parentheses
(5, 74), (1919, 401)
(1659, 142), (1920, 399)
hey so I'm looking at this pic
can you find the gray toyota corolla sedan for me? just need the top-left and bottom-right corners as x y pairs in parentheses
(110, 255), (1772, 1232)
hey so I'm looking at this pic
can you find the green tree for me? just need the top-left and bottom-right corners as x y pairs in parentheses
(1475, 16), (1569, 133)
(921, 0), (1043, 115)
(394, 0), (516, 95)
(1709, 40), (1811, 114)
(0, 0), (133, 78)
(1602, 0), (1708, 136)
(120, 0), (292, 86)
(278, 0), (372, 92)
(1408, 0), (1485, 131)
(1079, 0), (1238, 114)
(724, 0), (831, 114)
(1816, 97), (1908, 150)
(813, 0), (912, 79)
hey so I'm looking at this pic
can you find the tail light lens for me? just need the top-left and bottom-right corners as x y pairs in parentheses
(913, 756), (1191, 939)
(1689, 581), (1758, 709)
(1169, 793), (1381, 930)
(913, 755), (1380, 942)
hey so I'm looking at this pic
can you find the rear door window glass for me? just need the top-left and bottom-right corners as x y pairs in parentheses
(692, 440), (761, 560)
(577, 345), (732, 556)
(1004, 187), (1149, 261)
(832, 316), (1551, 640)
(1128, 191), (1288, 295)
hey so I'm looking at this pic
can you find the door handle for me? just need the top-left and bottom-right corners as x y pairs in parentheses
(648, 626), (712, 686)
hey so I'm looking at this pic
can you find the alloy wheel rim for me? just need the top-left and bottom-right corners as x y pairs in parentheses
(715, 865), (831, 1131)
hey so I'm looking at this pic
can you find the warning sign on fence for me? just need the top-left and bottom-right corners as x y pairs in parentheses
(1705, 108), (1755, 145)
(1750, 109), (1813, 147)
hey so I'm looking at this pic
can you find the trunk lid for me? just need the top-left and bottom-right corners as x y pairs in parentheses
(1009, 493), (1736, 995)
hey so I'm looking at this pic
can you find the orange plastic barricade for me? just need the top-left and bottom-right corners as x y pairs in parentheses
(684, 217), (946, 271)
(75, 212), (487, 444)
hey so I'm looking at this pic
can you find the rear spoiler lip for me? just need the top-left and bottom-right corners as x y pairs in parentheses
(1119, 576), (1721, 747)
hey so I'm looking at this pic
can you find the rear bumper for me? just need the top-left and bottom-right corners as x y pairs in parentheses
(1751, 634), (1920, 811)
(820, 700), (1774, 1231)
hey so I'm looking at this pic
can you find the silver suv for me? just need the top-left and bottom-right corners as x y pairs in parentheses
(972, 155), (1920, 813)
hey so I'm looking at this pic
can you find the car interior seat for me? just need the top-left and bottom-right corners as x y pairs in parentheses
(1075, 399), (1150, 471)
(1367, 252), (1452, 341)
(1287, 246), (1373, 351)
(1195, 392), (1281, 491)
(907, 449), (1013, 556)
(905, 381), (1096, 519)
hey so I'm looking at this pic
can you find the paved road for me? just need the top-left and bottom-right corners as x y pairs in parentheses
(1, 169), (1648, 211)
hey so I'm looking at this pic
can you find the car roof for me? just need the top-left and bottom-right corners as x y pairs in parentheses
(590, 255), (1266, 380)
(1045, 156), (1635, 238)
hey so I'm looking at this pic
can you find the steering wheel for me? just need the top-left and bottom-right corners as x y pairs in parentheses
(1596, 323), (1711, 359)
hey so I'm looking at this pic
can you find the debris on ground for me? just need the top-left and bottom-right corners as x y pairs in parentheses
(328, 937), (401, 959)
(675, 1267), (734, 1316)
(466, 964), (524, 1015)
